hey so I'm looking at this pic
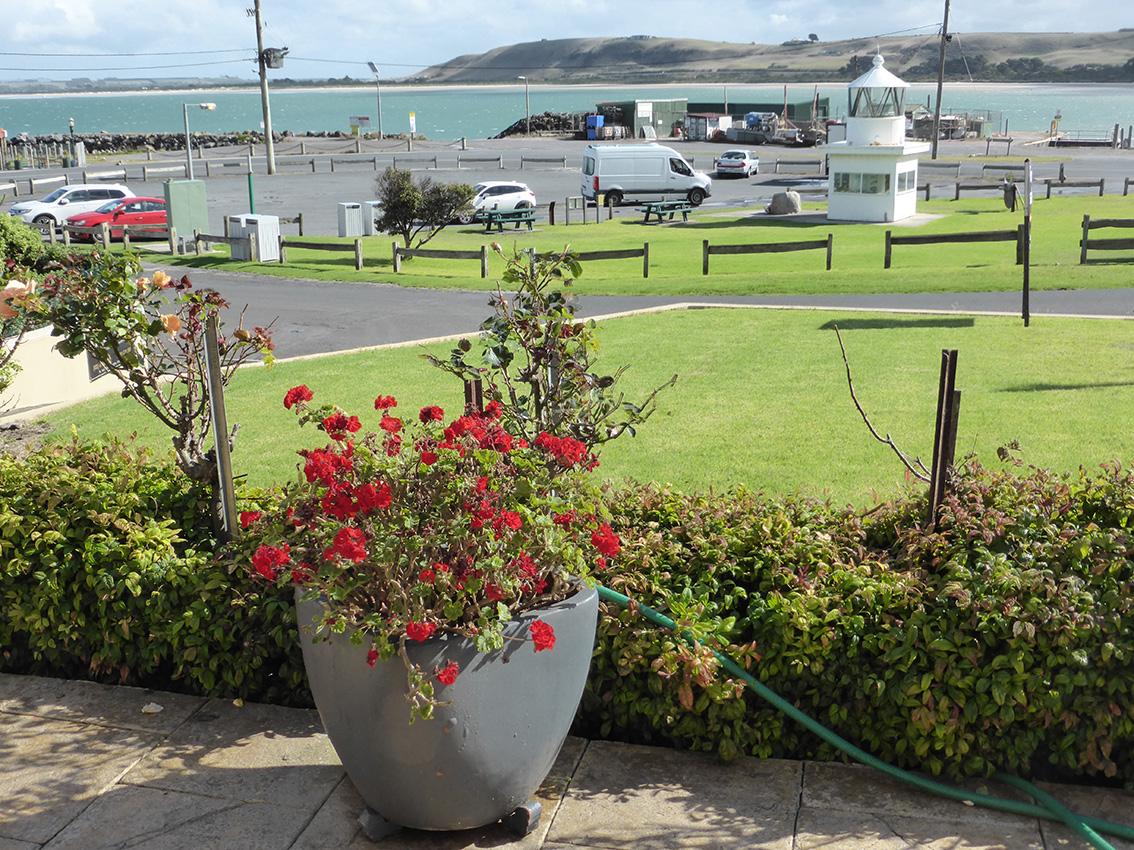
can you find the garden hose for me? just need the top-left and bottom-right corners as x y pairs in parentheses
(595, 584), (1131, 849)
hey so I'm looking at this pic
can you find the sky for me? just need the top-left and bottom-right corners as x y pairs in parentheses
(0, 0), (1129, 82)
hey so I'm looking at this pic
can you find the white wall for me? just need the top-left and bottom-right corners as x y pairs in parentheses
(3, 326), (121, 420)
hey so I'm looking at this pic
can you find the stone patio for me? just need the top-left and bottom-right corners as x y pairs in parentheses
(0, 674), (1130, 850)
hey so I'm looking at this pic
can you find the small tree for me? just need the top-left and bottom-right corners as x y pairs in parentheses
(374, 167), (473, 250)
(428, 244), (675, 451)
(37, 252), (274, 487)
(808, 33), (819, 42)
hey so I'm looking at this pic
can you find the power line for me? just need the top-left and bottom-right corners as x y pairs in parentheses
(0, 59), (253, 72)
(0, 48), (252, 57)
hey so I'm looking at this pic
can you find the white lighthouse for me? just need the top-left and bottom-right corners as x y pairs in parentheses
(826, 54), (931, 222)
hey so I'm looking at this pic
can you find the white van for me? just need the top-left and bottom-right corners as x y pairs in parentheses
(581, 144), (712, 207)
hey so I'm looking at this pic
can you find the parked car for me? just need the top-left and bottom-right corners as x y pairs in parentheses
(8, 184), (135, 233)
(716, 150), (760, 178)
(458, 181), (537, 224)
(64, 197), (167, 241)
(581, 143), (712, 206)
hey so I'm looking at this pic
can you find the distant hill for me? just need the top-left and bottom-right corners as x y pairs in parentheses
(412, 32), (1134, 84)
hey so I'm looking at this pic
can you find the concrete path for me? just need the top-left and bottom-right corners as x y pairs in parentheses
(1, 674), (1130, 849)
(167, 267), (1134, 361)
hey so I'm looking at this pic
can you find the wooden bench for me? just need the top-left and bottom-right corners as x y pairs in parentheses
(477, 210), (535, 232)
(638, 200), (693, 223)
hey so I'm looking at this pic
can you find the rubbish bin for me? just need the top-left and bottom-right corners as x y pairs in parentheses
(362, 200), (383, 236)
(338, 202), (364, 237)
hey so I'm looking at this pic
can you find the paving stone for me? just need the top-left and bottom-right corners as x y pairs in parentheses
(1035, 781), (1134, 850)
(0, 713), (159, 845)
(0, 674), (205, 735)
(547, 740), (800, 849)
(803, 761), (1039, 829)
(294, 736), (589, 850)
(41, 784), (310, 850)
(795, 806), (1045, 849)
(0, 838), (41, 850)
(123, 697), (343, 811)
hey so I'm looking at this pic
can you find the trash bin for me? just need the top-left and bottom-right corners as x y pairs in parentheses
(362, 200), (383, 236)
(338, 202), (364, 237)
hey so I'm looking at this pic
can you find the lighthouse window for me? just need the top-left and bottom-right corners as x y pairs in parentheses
(833, 172), (890, 194)
(897, 170), (916, 192)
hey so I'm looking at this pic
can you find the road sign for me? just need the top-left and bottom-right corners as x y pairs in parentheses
(409, 112), (417, 134)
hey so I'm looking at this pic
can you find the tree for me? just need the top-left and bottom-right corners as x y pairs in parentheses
(374, 168), (474, 251)
(808, 33), (819, 42)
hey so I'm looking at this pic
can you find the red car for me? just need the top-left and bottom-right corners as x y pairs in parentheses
(65, 196), (168, 241)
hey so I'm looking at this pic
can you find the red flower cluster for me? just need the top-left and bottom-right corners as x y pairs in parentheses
(322, 412), (362, 441)
(591, 523), (622, 558)
(239, 510), (262, 529)
(252, 544), (291, 580)
(283, 385), (313, 410)
(366, 647), (379, 668)
(530, 620), (556, 652)
(379, 414), (403, 434)
(323, 527), (367, 563)
(374, 395), (397, 410)
(406, 620), (437, 642)
(436, 660), (460, 686)
(302, 446), (353, 486)
(534, 431), (588, 467)
(419, 405), (445, 423)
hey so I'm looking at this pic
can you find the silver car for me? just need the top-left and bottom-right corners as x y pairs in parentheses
(715, 150), (760, 178)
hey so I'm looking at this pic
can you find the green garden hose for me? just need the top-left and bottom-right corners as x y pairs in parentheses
(595, 583), (1131, 849)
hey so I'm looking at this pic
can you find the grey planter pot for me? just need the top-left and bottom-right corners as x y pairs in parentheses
(297, 584), (598, 832)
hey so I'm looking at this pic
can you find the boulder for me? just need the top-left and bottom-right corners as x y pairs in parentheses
(765, 191), (802, 215)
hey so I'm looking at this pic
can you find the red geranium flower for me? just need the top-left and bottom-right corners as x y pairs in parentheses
(553, 510), (576, 527)
(530, 620), (556, 652)
(485, 582), (507, 602)
(374, 395), (397, 410)
(405, 620), (437, 642)
(418, 568), (436, 584)
(420, 450), (438, 466)
(322, 412), (362, 441)
(239, 510), (262, 529)
(251, 543), (291, 581)
(483, 400), (503, 420)
(591, 523), (621, 558)
(323, 527), (367, 563)
(283, 385), (313, 410)
(500, 510), (522, 531)
(367, 647), (379, 668)
(419, 405), (445, 423)
(354, 481), (392, 513)
(379, 414), (403, 434)
(436, 660), (460, 686)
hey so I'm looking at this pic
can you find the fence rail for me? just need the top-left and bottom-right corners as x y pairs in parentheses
(1125, 177), (1132, 197)
(0, 181), (19, 197)
(30, 175), (66, 190)
(531, 244), (651, 278)
(278, 213), (305, 236)
(279, 237), (364, 270)
(82, 168), (127, 182)
(194, 230), (258, 262)
(885, 227), (1022, 269)
(1079, 214), (1134, 264)
(329, 156), (380, 173)
(457, 154), (503, 169)
(702, 235), (833, 275)
(392, 243), (488, 277)
(520, 156), (568, 169)
(774, 158), (824, 175)
(1043, 178), (1105, 199)
(203, 159), (249, 177)
(58, 221), (170, 249)
(920, 161), (962, 177)
(141, 163), (188, 180)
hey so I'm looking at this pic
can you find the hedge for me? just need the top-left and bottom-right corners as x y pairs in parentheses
(0, 439), (307, 705)
(1, 439), (1132, 785)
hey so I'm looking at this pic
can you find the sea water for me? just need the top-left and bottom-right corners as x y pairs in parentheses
(1, 82), (1131, 140)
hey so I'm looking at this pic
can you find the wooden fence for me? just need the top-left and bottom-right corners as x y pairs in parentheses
(194, 230), (259, 261)
(884, 227), (1023, 269)
(276, 156), (318, 172)
(1079, 215), (1134, 264)
(1043, 178), (1105, 199)
(329, 156), (381, 173)
(0, 181), (19, 197)
(1125, 177), (1132, 197)
(531, 244), (650, 278)
(457, 154), (503, 169)
(520, 156), (568, 169)
(141, 163), (188, 180)
(953, 182), (1014, 201)
(278, 213), (305, 236)
(81, 168), (127, 182)
(774, 158), (824, 175)
(702, 235), (833, 275)
(279, 237), (364, 270)
(204, 159), (249, 177)
(920, 161), (962, 177)
(392, 244), (488, 277)
(58, 222), (171, 249)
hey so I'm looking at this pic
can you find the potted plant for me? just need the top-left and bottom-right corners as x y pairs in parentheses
(243, 246), (673, 838)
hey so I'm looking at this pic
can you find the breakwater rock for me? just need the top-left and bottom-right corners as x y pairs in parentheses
(493, 112), (580, 138)
(2, 130), (400, 154)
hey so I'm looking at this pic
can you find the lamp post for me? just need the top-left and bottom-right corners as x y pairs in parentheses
(67, 117), (75, 166)
(367, 61), (384, 140)
(183, 102), (217, 180)
(517, 75), (530, 136)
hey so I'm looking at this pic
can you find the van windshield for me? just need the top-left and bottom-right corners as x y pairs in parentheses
(582, 156), (595, 176)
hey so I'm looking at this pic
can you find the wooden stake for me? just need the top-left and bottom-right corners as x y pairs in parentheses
(205, 314), (238, 543)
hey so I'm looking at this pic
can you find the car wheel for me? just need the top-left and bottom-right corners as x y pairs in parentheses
(605, 190), (623, 207)
(32, 214), (55, 235)
(687, 188), (706, 206)
(457, 211), (475, 225)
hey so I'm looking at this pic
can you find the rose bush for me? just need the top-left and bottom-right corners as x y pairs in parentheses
(241, 385), (622, 719)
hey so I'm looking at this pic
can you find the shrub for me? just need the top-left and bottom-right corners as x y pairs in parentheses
(0, 438), (306, 704)
(0, 216), (46, 269)
(374, 167), (473, 249)
(579, 460), (1134, 785)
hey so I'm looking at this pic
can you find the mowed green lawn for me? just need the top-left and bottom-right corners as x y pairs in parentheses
(156, 194), (1134, 296)
(44, 308), (1134, 504)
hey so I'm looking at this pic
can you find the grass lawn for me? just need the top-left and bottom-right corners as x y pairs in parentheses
(149, 194), (1134, 297)
(43, 308), (1134, 504)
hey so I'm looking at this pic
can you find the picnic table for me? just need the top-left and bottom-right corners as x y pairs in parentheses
(477, 210), (536, 232)
(638, 200), (694, 223)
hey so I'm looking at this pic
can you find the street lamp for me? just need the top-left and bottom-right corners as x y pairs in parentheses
(183, 102), (217, 180)
(367, 61), (384, 139)
(517, 75), (530, 136)
(67, 117), (75, 166)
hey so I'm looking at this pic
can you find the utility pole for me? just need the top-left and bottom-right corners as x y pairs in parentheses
(252, 0), (277, 174)
(930, 0), (951, 160)
(367, 61), (384, 139)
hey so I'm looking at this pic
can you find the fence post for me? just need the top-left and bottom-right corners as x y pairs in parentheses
(62, 226), (71, 247)
(520, 157), (525, 170)
(1058, 162), (1066, 183)
(1046, 180), (1053, 200)
(924, 183), (931, 202)
(99, 223), (109, 249)
(702, 240), (710, 276)
(1080, 215), (1090, 265)
(1098, 179), (1106, 198)
(123, 228), (131, 251)
(168, 226), (178, 256)
(278, 234), (286, 264)
(825, 233), (833, 270)
(1126, 177), (1131, 197)
(884, 230), (893, 269)
(642, 242), (650, 279)
(953, 182), (961, 201)
(548, 200), (555, 227)
(354, 238), (364, 271)
(928, 349), (961, 530)
(480, 245), (488, 279)
(249, 232), (259, 263)
(392, 242), (401, 273)
(297, 212), (304, 236)
(204, 313), (238, 543)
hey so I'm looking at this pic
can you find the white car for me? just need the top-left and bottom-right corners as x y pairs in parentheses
(459, 181), (537, 224)
(715, 150), (760, 178)
(8, 184), (136, 232)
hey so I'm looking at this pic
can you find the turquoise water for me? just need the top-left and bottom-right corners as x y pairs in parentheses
(1, 82), (1131, 140)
